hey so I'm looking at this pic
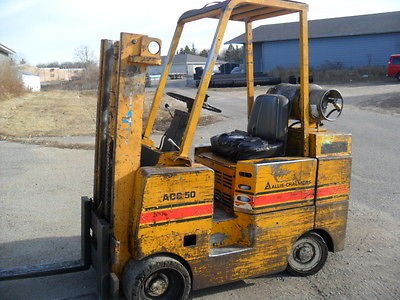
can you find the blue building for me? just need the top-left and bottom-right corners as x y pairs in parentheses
(227, 11), (400, 72)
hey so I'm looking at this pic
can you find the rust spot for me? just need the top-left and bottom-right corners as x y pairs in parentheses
(121, 65), (140, 77)
(123, 73), (145, 97)
(271, 164), (290, 179)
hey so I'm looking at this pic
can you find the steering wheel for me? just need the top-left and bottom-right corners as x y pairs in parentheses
(166, 92), (222, 113)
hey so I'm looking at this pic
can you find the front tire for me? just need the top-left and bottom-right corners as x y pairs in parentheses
(287, 232), (328, 276)
(123, 256), (191, 300)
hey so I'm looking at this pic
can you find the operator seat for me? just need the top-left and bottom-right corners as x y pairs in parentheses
(210, 94), (289, 161)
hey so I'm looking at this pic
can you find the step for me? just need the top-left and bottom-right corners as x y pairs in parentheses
(209, 246), (252, 257)
(212, 207), (236, 222)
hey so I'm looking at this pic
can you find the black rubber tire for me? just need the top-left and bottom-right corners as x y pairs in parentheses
(123, 256), (191, 300)
(286, 232), (328, 277)
(396, 73), (400, 82)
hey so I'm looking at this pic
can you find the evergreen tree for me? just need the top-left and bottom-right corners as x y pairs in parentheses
(190, 43), (197, 55)
(222, 44), (244, 63)
(199, 49), (209, 57)
(178, 44), (199, 55)
(184, 45), (191, 54)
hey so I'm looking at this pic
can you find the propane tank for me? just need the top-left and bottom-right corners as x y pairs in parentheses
(267, 83), (343, 122)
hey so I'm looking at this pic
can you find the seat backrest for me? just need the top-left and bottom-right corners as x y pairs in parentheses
(247, 94), (289, 142)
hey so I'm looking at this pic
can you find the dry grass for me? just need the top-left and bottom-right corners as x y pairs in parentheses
(0, 90), (97, 137)
(0, 90), (221, 138)
(0, 62), (26, 100)
(269, 64), (387, 84)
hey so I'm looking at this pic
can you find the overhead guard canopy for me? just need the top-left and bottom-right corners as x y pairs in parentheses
(178, 0), (308, 23)
(144, 0), (311, 161)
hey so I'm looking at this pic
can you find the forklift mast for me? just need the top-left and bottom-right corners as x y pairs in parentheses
(92, 33), (162, 296)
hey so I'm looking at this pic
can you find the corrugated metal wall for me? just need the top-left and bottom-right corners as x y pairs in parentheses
(255, 32), (400, 71)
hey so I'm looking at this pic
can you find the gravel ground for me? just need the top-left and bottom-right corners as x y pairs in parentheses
(0, 81), (399, 299)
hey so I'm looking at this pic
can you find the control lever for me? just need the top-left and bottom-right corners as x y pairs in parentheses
(167, 138), (180, 150)
(164, 103), (173, 118)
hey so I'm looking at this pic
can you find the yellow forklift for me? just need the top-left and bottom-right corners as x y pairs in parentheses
(0, 1), (351, 299)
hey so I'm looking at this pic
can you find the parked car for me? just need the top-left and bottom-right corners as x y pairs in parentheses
(387, 54), (400, 81)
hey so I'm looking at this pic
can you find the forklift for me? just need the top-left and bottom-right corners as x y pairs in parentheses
(0, 1), (351, 299)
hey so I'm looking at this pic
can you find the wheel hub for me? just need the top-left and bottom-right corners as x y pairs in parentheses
(295, 243), (314, 263)
(146, 273), (169, 297)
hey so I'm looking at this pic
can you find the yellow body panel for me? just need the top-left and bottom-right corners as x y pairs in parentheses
(210, 212), (253, 247)
(133, 165), (214, 261)
(133, 158), (317, 290)
(314, 155), (351, 251)
(191, 206), (315, 290)
(316, 156), (351, 203)
(309, 131), (352, 157)
(315, 201), (349, 251)
(234, 158), (317, 213)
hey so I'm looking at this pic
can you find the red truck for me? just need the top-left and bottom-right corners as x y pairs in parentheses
(387, 54), (400, 81)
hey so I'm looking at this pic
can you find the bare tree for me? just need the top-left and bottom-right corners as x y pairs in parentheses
(74, 45), (96, 68)
(74, 45), (98, 90)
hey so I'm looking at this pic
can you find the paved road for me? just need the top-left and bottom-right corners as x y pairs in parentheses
(0, 83), (399, 299)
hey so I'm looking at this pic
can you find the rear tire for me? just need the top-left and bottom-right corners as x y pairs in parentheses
(287, 232), (328, 276)
(123, 256), (191, 300)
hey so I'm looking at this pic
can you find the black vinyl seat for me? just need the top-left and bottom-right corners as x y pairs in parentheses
(210, 94), (289, 161)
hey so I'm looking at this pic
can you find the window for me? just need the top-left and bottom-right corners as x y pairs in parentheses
(392, 57), (400, 65)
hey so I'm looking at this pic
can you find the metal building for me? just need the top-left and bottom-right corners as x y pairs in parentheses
(0, 43), (15, 63)
(227, 11), (400, 71)
(149, 54), (206, 76)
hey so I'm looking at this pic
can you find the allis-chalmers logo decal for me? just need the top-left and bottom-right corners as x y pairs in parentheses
(265, 180), (311, 190)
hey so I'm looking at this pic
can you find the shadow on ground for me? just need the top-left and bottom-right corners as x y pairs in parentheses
(0, 236), (97, 300)
(0, 237), (293, 299)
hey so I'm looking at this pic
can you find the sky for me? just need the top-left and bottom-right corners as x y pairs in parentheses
(1, 0), (399, 65)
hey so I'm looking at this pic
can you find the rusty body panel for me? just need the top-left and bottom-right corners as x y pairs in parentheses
(309, 131), (352, 157)
(314, 155), (352, 251)
(132, 155), (319, 290)
(127, 150), (350, 290)
(133, 165), (214, 260)
(234, 157), (317, 214)
(190, 206), (315, 290)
